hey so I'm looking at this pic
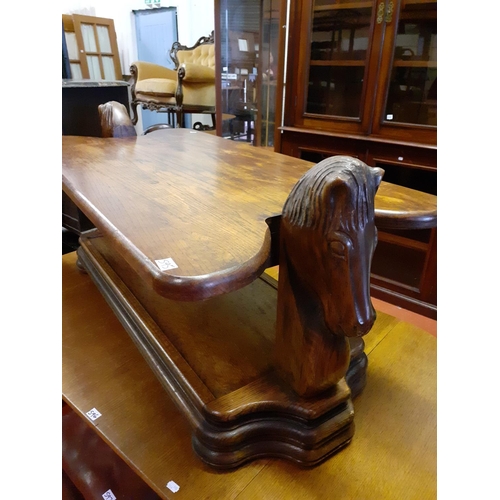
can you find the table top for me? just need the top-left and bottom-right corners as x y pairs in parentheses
(62, 129), (437, 301)
(62, 251), (437, 500)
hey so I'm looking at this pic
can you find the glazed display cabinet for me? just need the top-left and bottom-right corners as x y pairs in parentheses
(277, 0), (437, 318)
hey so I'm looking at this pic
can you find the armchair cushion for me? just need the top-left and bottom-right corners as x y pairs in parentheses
(135, 77), (177, 97)
(180, 62), (215, 83)
(132, 61), (177, 81)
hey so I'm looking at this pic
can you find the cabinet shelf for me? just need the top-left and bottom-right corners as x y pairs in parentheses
(405, 0), (437, 4)
(377, 231), (428, 252)
(314, 2), (372, 11)
(310, 60), (366, 66)
(393, 60), (437, 68)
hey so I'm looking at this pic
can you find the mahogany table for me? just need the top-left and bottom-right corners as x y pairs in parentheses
(62, 129), (437, 469)
(62, 251), (436, 499)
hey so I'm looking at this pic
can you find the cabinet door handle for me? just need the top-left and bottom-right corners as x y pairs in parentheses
(385, 1), (394, 23)
(376, 2), (385, 24)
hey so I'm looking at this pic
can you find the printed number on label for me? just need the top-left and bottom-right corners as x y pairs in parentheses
(155, 258), (178, 271)
(86, 408), (102, 421)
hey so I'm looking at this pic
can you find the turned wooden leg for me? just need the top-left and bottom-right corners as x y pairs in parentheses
(176, 108), (183, 128)
(130, 100), (139, 126)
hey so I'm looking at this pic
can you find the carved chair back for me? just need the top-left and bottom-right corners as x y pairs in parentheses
(169, 31), (215, 70)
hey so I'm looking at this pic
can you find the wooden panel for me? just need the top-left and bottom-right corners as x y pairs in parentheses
(62, 14), (75, 33)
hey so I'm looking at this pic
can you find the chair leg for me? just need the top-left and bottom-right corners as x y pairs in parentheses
(130, 101), (139, 126)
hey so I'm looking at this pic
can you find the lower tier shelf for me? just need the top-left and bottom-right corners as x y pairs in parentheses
(76, 232), (368, 469)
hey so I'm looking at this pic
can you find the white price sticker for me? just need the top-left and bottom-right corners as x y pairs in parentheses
(102, 490), (116, 500)
(155, 258), (178, 271)
(86, 408), (102, 421)
(166, 481), (180, 493)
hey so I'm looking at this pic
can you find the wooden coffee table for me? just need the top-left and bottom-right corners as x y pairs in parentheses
(62, 129), (436, 469)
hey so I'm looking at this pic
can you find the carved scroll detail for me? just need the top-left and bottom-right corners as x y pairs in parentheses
(275, 156), (384, 397)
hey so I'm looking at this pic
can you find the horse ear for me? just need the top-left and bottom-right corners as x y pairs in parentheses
(323, 176), (349, 209)
(370, 167), (384, 192)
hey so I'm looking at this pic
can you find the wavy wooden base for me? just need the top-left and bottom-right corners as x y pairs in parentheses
(77, 234), (361, 468)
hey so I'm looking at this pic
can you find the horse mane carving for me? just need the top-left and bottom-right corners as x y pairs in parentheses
(275, 156), (384, 397)
(283, 156), (378, 233)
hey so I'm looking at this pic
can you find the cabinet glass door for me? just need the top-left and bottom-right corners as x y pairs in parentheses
(306, 0), (376, 119)
(384, 0), (436, 126)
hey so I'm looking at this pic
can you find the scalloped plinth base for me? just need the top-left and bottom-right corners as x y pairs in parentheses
(76, 235), (360, 468)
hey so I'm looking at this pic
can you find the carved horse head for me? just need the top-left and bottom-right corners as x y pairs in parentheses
(281, 156), (383, 338)
(98, 101), (137, 138)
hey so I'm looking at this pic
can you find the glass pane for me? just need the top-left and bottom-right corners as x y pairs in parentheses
(384, 1), (437, 126)
(87, 55), (102, 79)
(70, 63), (82, 80)
(259, 0), (280, 147)
(308, 65), (365, 116)
(81, 24), (97, 52)
(102, 56), (115, 80)
(306, 0), (373, 118)
(65, 32), (79, 60)
(219, 0), (260, 144)
(97, 25), (112, 53)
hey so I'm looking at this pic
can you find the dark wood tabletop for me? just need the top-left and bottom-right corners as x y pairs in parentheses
(62, 129), (437, 301)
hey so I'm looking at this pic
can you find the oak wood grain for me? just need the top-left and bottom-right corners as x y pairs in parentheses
(62, 129), (436, 302)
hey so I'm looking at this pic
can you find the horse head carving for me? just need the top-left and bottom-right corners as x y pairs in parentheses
(282, 156), (383, 337)
(275, 156), (383, 396)
(98, 101), (137, 138)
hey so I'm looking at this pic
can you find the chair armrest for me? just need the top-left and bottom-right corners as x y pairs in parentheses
(130, 61), (177, 81)
(180, 63), (215, 83)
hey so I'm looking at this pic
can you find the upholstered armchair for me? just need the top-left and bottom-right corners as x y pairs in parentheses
(130, 32), (216, 131)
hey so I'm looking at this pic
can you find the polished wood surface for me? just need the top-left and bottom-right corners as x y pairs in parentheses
(62, 129), (437, 301)
(63, 128), (437, 467)
(62, 251), (436, 499)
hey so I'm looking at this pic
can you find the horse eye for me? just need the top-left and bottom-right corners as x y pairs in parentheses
(329, 241), (346, 259)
